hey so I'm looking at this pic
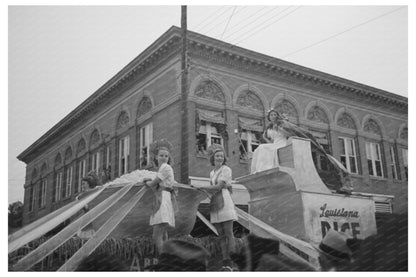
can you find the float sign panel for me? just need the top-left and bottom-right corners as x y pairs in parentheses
(301, 192), (377, 244)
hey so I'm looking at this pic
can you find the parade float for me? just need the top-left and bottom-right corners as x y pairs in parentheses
(9, 137), (380, 271)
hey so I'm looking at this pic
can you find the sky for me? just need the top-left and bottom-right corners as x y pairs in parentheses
(6, 3), (410, 204)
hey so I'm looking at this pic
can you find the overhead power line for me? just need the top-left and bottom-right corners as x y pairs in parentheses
(203, 6), (247, 36)
(222, 6), (278, 40)
(191, 6), (227, 30)
(220, 6), (238, 39)
(281, 6), (405, 58)
(195, 6), (235, 33)
(232, 6), (302, 46)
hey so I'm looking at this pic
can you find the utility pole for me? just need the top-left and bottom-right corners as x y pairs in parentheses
(180, 5), (189, 184)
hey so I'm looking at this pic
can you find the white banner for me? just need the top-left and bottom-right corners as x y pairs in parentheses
(301, 192), (377, 244)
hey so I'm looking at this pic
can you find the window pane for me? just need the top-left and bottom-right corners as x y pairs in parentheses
(365, 142), (372, 159)
(368, 160), (374, 176)
(375, 161), (382, 177)
(240, 140), (248, 160)
(196, 133), (207, 155)
(211, 136), (222, 145)
(349, 157), (357, 173)
(402, 149), (408, 166)
(374, 144), (381, 161)
(340, 156), (347, 169)
(339, 138), (346, 155)
(347, 139), (355, 156)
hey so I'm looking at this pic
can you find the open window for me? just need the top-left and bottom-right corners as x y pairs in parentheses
(196, 109), (227, 156)
(238, 117), (263, 161)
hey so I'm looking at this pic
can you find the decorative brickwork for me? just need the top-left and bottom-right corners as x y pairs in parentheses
(195, 80), (225, 102)
(117, 111), (130, 130)
(77, 138), (86, 154)
(237, 90), (263, 111)
(337, 113), (356, 130)
(307, 106), (329, 124)
(54, 153), (62, 166)
(90, 129), (100, 146)
(137, 96), (152, 118)
(364, 118), (381, 135)
(40, 163), (47, 175)
(275, 99), (298, 118)
(64, 147), (72, 162)
(400, 127), (408, 140)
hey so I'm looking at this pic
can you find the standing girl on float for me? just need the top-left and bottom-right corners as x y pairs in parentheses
(198, 144), (237, 271)
(143, 139), (177, 255)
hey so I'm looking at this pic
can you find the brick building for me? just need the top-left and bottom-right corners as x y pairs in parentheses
(17, 26), (408, 225)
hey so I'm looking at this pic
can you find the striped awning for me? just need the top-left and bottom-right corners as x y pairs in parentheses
(238, 117), (264, 132)
(197, 109), (225, 124)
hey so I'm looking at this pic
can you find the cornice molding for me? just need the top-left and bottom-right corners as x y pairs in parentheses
(186, 33), (407, 111)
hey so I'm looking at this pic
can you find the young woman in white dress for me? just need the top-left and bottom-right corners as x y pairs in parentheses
(250, 109), (291, 173)
(198, 144), (238, 271)
(143, 139), (177, 255)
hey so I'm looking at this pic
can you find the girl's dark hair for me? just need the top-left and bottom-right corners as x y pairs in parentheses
(209, 150), (227, 166)
(267, 109), (282, 122)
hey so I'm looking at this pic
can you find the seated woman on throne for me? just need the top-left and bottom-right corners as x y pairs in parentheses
(250, 109), (291, 174)
(250, 109), (353, 194)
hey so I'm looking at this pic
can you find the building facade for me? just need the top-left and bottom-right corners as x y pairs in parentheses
(17, 26), (408, 225)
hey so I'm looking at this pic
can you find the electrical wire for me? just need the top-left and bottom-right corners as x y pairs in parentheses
(222, 6), (277, 40)
(231, 6), (302, 46)
(191, 6), (227, 30)
(220, 6), (237, 39)
(226, 6), (294, 44)
(281, 6), (405, 58)
(195, 6), (235, 33)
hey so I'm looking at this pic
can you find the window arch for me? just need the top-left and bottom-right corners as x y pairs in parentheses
(195, 80), (225, 103)
(64, 146), (73, 162)
(363, 118), (382, 136)
(77, 138), (86, 155)
(40, 163), (48, 176)
(137, 96), (152, 118)
(337, 113), (357, 130)
(274, 99), (299, 119)
(399, 126), (408, 140)
(54, 153), (62, 167)
(307, 105), (329, 124)
(236, 90), (264, 111)
(90, 129), (100, 147)
(116, 111), (130, 130)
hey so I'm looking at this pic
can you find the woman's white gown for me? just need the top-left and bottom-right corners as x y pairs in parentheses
(250, 128), (288, 174)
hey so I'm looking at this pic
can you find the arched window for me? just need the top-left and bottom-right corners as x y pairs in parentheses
(54, 153), (62, 167)
(237, 90), (263, 111)
(307, 106), (329, 124)
(195, 80), (225, 102)
(364, 118), (381, 136)
(64, 147), (72, 162)
(117, 111), (130, 130)
(77, 138), (86, 155)
(400, 127), (408, 140)
(274, 99), (298, 119)
(363, 118), (384, 177)
(337, 113), (356, 130)
(137, 96), (152, 118)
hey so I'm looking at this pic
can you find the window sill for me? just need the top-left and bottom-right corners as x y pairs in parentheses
(369, 176), (387, 181)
